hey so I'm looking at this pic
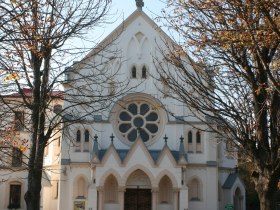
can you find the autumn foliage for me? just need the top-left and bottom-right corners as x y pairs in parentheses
(159, 1), (280, 210)
(0, 1), (112, 210)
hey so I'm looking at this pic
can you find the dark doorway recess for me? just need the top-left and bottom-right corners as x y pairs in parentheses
(124, 188), (151, 210)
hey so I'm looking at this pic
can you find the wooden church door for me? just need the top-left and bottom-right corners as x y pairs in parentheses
(124, 188), (152, 210)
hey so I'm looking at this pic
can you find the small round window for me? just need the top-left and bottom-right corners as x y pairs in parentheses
(116, 101), (162, 143)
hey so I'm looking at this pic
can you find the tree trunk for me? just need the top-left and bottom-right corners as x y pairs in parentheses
(24, 174), (42, 210)
(254, 171), (278, 210)
(24, 150), (44, 210)
(258, 192), (271, 210)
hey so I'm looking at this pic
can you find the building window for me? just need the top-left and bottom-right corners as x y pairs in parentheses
(74, 177), (87, 199)
(196, 131), (201, 144)
(53, 104), (62, 114)
(187, 131), (193, 152)
(14, 111), (24, 131)
(158, 176), (172, 204)
(196, 131), (202, 153)
(104, 175), (118, 203)
(188, 131), (192, 143)
(8, 184), (21, 209)
(188, 178), (202, 201)
(76, 130), (81, 142)
(84, 130), (89, 152)
(84, 130), (89, 142)
(12, 147), (22, 167)
(75, 130), (81, 152)
(142, 66), (147, 79)
(131, 66), (137, 78)
(112, 95), (166, 145)
(117, 102), (160, 142)
(0, 146), (10, 167)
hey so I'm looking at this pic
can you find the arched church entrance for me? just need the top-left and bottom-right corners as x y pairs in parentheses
(124, 169), (152, 210)
(234, 187), (243, 210)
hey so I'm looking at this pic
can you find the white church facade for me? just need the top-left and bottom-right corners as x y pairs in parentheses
(0, 2), (245, 210)
(59, 3), (245, 210)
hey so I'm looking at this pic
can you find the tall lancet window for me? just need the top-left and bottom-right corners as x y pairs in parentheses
(131, 66), (137, 78)
(76, 130), (81, 142)
(188, 131), (193, 152)
(84, 130), (90, 152)
(196, 131), (202, 153)
(142, 66), (147, 79)
(75, 130), (81, 151)
(84, 130), (89, 142)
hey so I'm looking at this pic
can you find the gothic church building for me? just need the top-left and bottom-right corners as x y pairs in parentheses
(59, 3), (245, 210)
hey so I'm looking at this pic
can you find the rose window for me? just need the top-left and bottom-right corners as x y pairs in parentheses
(117, 102), (160, 142)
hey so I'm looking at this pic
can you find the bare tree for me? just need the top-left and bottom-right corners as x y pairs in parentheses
(0, 0), (129, 210)
(156, 1), (280, 210)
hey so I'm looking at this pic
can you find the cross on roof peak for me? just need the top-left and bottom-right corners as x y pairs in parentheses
(163, 134), (168, 143)
(180, 136), (184, 142)
(135, 0), (144, 11)
(110, 133), (115, 144)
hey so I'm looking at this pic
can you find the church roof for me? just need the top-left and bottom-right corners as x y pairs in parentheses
(97, 148), (185, 163)
(222, 173), (238, 189)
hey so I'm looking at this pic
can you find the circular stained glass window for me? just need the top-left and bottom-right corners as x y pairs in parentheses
(117, 101), (161, 143)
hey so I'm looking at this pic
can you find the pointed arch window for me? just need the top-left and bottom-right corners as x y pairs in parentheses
(158, 176), (172, 204)
(76, 130), (81, 142)
(84, 130), (89, 142)
(104, 175), (118, 203)
(196, 131), (201, 144)
(77, 178), (86, 199)
(188, 178), (202, 201)
(234, 187), (243, 210)
(74, 177), (87, 199)
(188, 131), (192, 143)
(187, 131), (193, 153)
(75, 130), (81, 152)
(84, 130), (90, 152)
(196, 131), (202, 153)
(131, 66), (137, 78)
(142, 66), (147, 79)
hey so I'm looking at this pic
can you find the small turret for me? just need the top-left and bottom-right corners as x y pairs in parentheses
(178, 136), (188, 164)
(90, 134), (100, 163)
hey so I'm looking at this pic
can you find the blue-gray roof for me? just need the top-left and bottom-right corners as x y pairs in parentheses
(148, 150), (161, 161)
(223, 173), (238, 189)
(98, 150), (107, 160)
(98, 149), (185, 162)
